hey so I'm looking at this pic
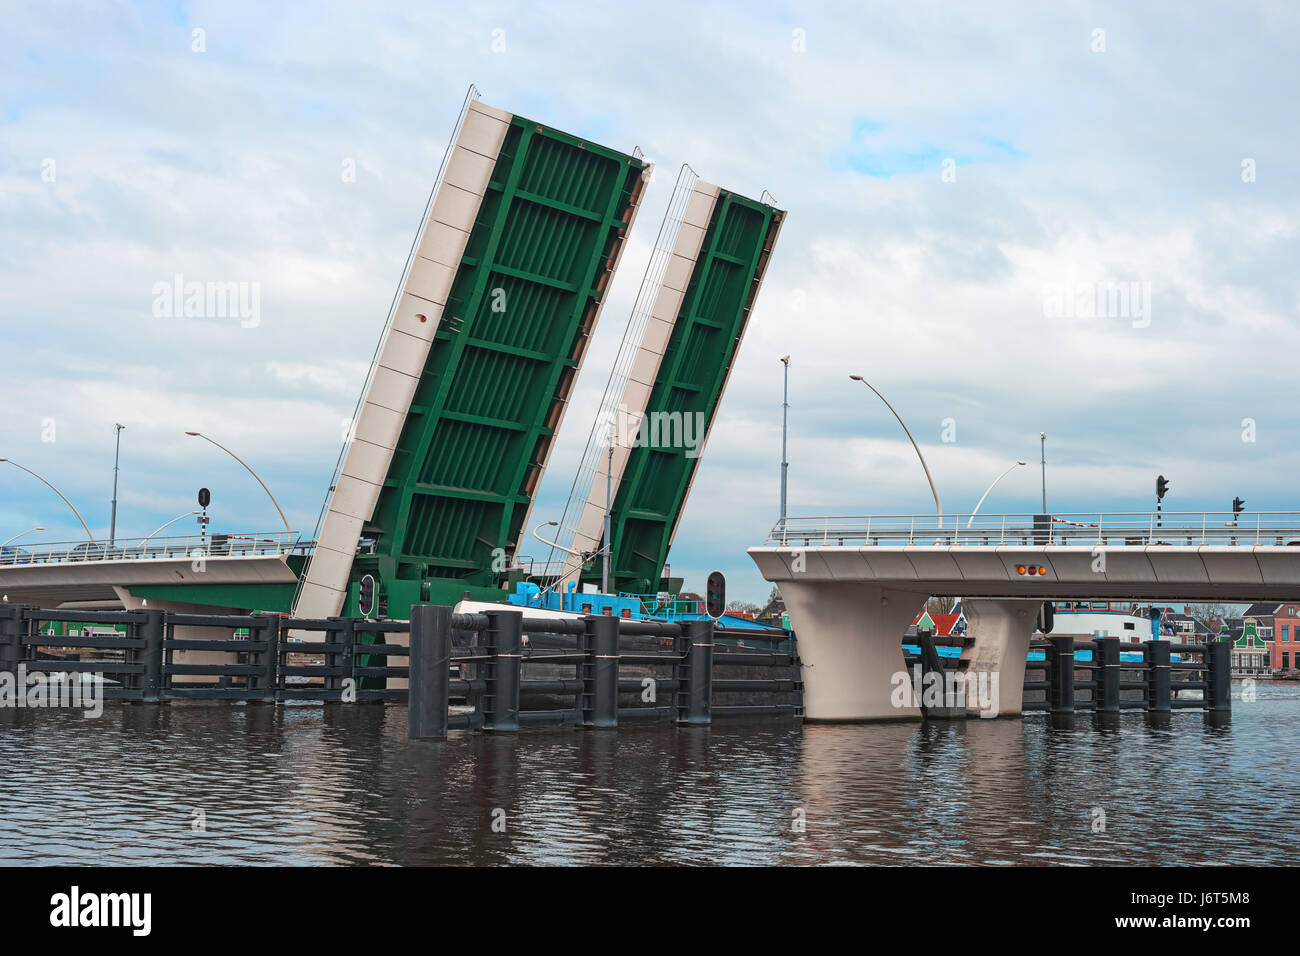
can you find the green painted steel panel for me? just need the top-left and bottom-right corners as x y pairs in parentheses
(595, 190), (784, 593)
(360, 116), (648, 599)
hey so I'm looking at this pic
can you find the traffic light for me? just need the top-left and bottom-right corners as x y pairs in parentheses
(705, 571), (726, 619)
(1233, 496), (1245, 516)
(359, 574), (376, 618)
(1156, 475), (1170, 501)
(1038, 601), (1055, 634)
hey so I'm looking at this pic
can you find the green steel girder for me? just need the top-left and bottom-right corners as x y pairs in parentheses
(592, 189), (784, 593)
(364, 115), (647, 592)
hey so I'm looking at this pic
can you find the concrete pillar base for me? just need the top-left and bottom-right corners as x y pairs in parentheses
(779, 580), (927, 721)
(959, 598), (1041, 717)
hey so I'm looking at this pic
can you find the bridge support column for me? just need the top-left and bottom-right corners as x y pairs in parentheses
(959, 598), (1042, 717)
(777, 581), (926, 721)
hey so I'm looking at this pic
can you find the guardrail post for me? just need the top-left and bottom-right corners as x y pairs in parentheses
(1146, 640), (1171, 712)
(139, 609), (165, 702)
(1048, 634), (1075, 714)
(409, 604), (450, 740)
(582, 613), (620, 728)
(325, 618), (354, 701)
(675, 619), (714, 725)
(0, 605), (24, 677)
(483, 609), (522, 732)
(1094, 634), (1120, 714)
(1205, 637), (1231, 714)
(249, 613), (278, 702)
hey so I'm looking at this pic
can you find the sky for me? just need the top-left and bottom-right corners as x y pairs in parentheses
(0, 1), (1297, 603)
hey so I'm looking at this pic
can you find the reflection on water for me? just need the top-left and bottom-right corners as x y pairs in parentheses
(1, 683), (1297, 865)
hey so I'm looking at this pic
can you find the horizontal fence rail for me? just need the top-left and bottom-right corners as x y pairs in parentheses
(766, 512), (1300, 548)
(0, 605), (804, 731)
(899, 628), (1232, 716)
(2, 604), (1230, 728)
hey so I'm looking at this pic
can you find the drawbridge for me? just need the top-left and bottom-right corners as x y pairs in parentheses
(294, 90), (784, 622)
(294, 92), (652, 618)
(549, 169), (784, 595)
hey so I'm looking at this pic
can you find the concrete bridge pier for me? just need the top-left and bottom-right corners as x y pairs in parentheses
(958, 598), (1042, 718)
(777, 578), (927, 721)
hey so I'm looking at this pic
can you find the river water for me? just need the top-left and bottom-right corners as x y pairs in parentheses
(1, 683), (1296, 866)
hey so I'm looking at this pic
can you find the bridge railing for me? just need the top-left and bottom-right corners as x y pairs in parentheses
(0, 531), (303, 567)
(765, 512), (1300, 548)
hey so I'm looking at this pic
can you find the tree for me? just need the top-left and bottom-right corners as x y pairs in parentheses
(925, 596), (959, 615)
(1185, 603), (1229, 633)
(727, 600), (760, 614)
(767, 585), (781, 604)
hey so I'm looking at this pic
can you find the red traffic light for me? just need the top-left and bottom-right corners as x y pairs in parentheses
(705, 571), (726, 619)
(359, 574), (376, 618)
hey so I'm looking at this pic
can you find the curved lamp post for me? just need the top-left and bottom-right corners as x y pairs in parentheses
(848, 375), (943, 525)
(531, 520), (584, 559)
(0, 459), (95, 542)
(531, 520), (606, 599)
(140, 511), (202, 549)
(1, 526), (44, 548)
(968, 461), (1028, 527)
(184, 431), (290, 533)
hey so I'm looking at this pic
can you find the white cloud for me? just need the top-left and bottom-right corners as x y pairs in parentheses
(2, 1), (1298, 602)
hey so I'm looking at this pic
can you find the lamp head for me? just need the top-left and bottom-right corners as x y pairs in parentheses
(1017, 460), (1027, 466)
(849, 374), (864, 382)
(780, 355), (790, 365)
(184, 431), (200, 437)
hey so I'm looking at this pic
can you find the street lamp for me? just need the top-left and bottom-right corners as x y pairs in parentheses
(530, 520), (596, 599)
(184, 431), (290, 533)
(531, 520), (584, 558)
(140, 511), (202, 550)
(1, 526), (44, 548)
(1039, 432), (1047, 513)
(780, 355), (790, 525)
(0, 459), (95, 541)
(110, 423), (125, 547)
(848, 375), (942, 524)
(968, 462), (1028, 527)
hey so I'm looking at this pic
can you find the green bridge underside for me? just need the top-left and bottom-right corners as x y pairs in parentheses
(590, 190), (783, 594)
(358, 116), (646, 608)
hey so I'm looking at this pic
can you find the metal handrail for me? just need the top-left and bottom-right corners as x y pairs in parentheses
(0, 531), (302, 567)
(762, 512), (1300, 548)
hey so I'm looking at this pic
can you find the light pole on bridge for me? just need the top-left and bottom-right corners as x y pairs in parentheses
(184, 431), (291, 533)
(849, 374), (942, 525)
(1, 526), (44, 548)
(0, 459), (95, 542)
(968, 461), (1028, 527)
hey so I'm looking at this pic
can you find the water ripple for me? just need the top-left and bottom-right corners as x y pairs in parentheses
(1, 685), (1297, 865)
